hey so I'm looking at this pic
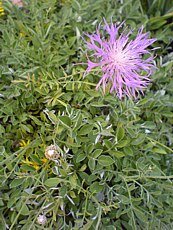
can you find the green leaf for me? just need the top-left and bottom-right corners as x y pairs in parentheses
(104, 139), (112, 149)
(82, 220), (94, 230)
(88, 158), (95, 171)
(0, 125), (5, 134)
(116, 139), (129, 148)
(98, 155), (114, 166)
(149, 18), (167, 30)
(0, 199), (4, 206)
(78, 124), (93, 135)
(0, 146), (5, 154)
(59, 168), (67, 177)
(20, 165), (36, 172)
(109, 150), (125, 158)
(44, 178), (62, 187)
(30, 154), (42, 164)
(47, 111), (58, 124)
(56, 99), (67, 107)
(59, 116), (71, 127)
(76, 153), (86, 163)
(19, 204), (30, 216)
(116, 127), (125, 141)
(86, 90), (100, 97)
(29, 115), (42, 125)
(134, 207), (148, 223)
(66, 142), (81, 147)
(140, 121), (156, 129)
(153, 148), (167, 154)
(59, 186), (67, 197)
(119, 195), (130, 204)
(20, 124), (33, 133)
(87, 143), (94, 154)
(123, 147), (134, 156)
(90, 182), (103, 193)
(10, 178), (25, 188)
(16, 203), (30, 216)
(92, 149), (103, 158)
(101, 129), (114, 136)
(131, 134), (145, 145)
(69, 174), (77, 189)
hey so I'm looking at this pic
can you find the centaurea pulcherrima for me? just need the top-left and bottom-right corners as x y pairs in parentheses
(85, 19), (156, 99)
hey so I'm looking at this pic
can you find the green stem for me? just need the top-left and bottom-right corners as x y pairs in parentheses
(147, 136), (173, 153)
(125, 175), (173, 180)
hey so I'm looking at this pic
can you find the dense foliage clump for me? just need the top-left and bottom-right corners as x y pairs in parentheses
(0, 0), (173, 229)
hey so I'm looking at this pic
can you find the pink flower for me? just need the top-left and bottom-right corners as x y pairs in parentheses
(85, 19), (157, 98)
(11, 0), (23, 7)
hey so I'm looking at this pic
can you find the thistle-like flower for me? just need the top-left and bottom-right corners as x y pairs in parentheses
(10, 0), (24, 7)
(85, 19), (156, 98)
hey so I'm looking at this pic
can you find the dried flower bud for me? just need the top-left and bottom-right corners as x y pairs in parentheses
(37, 214), (47, 225)
(45, 145), (60, 160)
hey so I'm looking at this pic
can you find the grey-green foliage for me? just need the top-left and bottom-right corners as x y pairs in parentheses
(0, 0), (173, 229)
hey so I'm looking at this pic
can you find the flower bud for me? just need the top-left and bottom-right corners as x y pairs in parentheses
(37, 214), (47, 225)
(45, 145), (60, 160)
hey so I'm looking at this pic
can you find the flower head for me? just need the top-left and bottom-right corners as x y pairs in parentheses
(11, 0), (24, 7)
(45, 145), (60, 160)
(85, 19), (156, 98)
(37, 214), (47, 225)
